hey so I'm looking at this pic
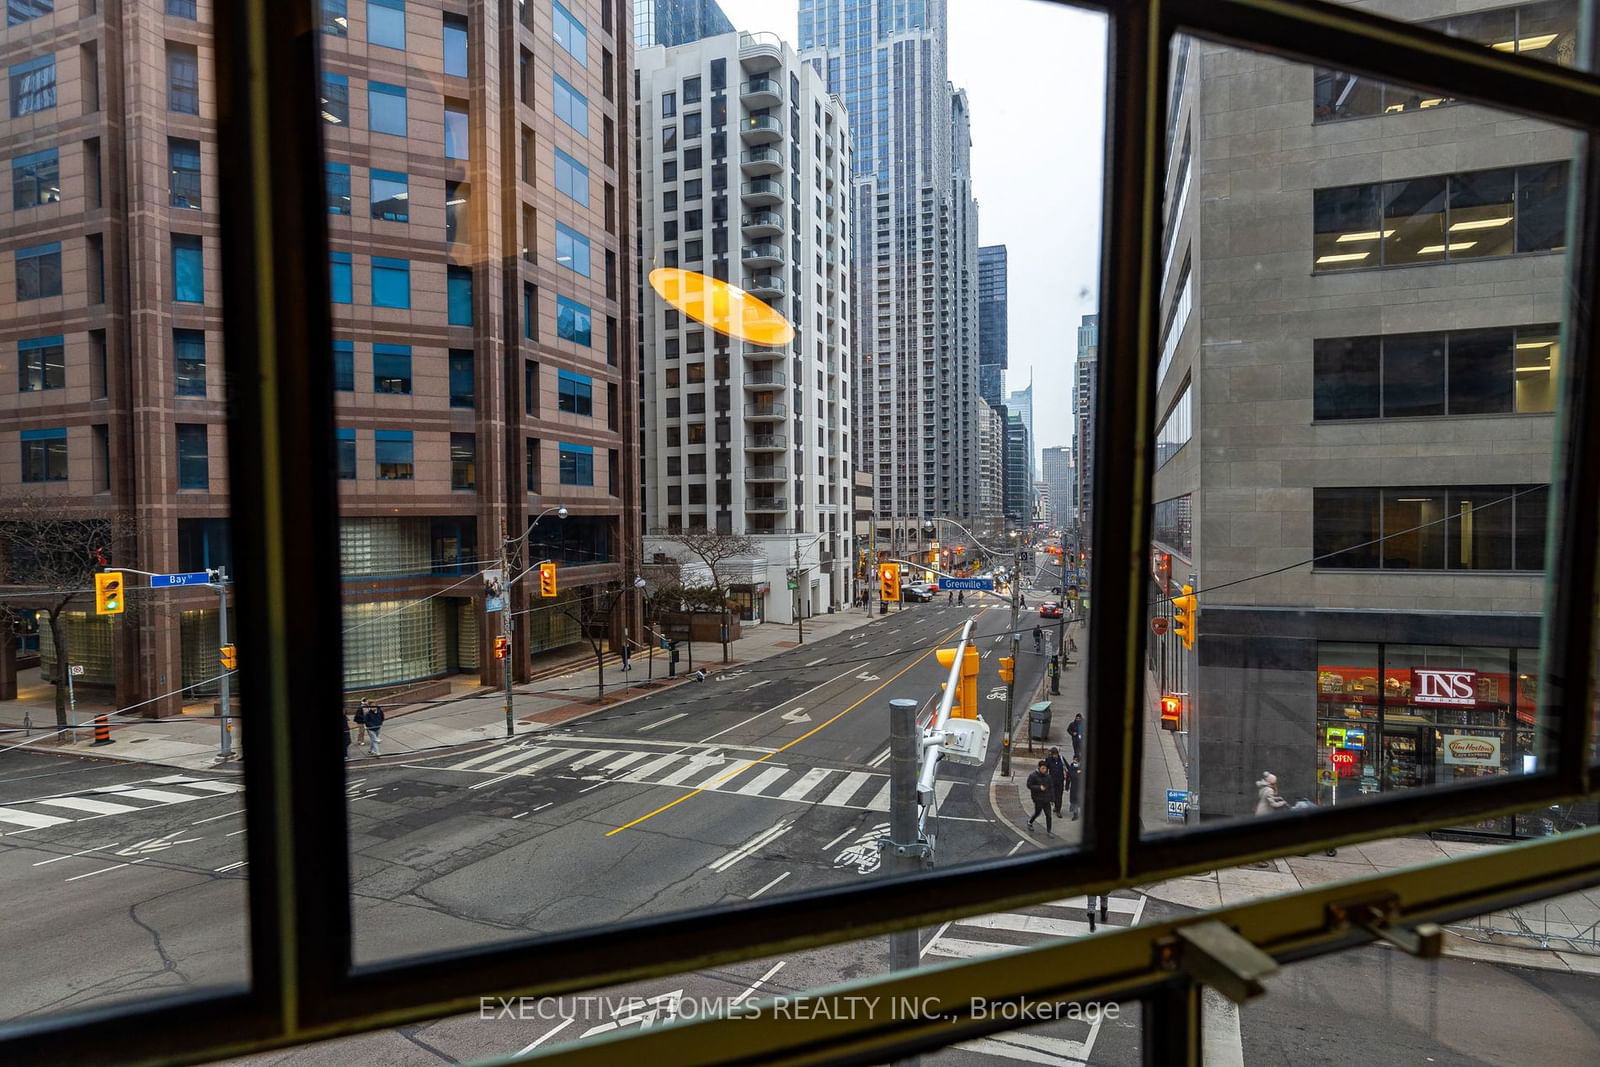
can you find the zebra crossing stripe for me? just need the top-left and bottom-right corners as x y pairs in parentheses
(733, 767), (788, 796)
(0, 806), (72, 830)
(958, 1032), (1090, 1065)
(922, 936), (1022, 960)
(697, 758), (760, 790)
(602, 751), (649, 772)
(103, 788), (212, 805)
(821, 770), (872, 808)
(658, 756), (719, 787)
(477, 746), (555, 774)
(864, 781), (893, 812)
(35, 797), (143, 816)
(450, 746), (535, 771)
(620, 753), (683, 782)
(569, 752), (611, 770)
(778, 767), (832, 802)
(957, 912), (1096, 939)
(1043, 895), (1141, 916)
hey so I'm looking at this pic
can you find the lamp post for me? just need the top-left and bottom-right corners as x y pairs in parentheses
(500, 505), (567, 737)
(792, 531), (825, 643)
(1002, 529), (1022, 778)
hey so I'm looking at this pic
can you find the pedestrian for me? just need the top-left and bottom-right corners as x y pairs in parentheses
(1033, 625), (1043, 653)
(343, 708), (351, 760)
(1044, 746), (1066, 816)
(694, 668), (707, 682)
(958, 591), (964, 605)
(1086, 893), (1109, 932)
(948, 591), (954, 605)
(1067, 758), (1083, 820)
(364, 700), (385, 757)
(353, 699), (369, 749)
(1026, 760), (1054, 836)
(1255, 772), (1289, 816)
(1067, 713), (1084, 761)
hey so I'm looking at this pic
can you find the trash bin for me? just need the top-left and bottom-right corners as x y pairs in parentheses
(1028, 701), (1053, 744)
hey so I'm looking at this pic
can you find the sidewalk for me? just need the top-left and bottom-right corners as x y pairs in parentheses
(2, 605), (888, 772)
(988, 614), (1088, 846)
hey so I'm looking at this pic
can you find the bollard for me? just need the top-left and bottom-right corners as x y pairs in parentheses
(91, 714), (113, 745)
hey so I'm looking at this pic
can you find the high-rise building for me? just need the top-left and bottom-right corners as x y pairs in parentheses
(978, 244), (1008, 407)
(633, 0), (735, 48)
(1005, 380), (1034, 487)
(976, 397), (1005, 535)
(800, 0), (980, 559)
(1074, 314), (1098, 544)
(636, 32), (854, 624)
(1152, 6), (1577, 824)
(0, 0), (638, 712)
(1003, 412), (1029, 526)
(1042, 445), (1075, 527)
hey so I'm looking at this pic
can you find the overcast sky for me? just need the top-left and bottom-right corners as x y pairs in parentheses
(715, 0), (1108, 458)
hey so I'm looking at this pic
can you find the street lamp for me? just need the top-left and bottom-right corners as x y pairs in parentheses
(500, 505), (568, 736)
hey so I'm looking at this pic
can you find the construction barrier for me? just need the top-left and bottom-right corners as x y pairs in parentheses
(92, 715), (113, 746)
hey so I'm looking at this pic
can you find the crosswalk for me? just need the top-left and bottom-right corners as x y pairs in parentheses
(440, 743), (960, 813)
(0, 775), (242, 834)
(924, 891), (1146, 1066)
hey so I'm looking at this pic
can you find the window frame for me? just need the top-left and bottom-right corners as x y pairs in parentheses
(12, 146), (60, 209)
(367, 80), (407, 137)
(13, 2), (1596, 1065)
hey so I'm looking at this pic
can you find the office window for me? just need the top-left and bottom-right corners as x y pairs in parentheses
(552, 1), (586, 65)
(20, 428), (67, 483)
(447, 266), (473, 325)
(661, 91), (676, 118)
(176, 424), (208, 490)
(171, 235), (203, 302)
(443, 14), (468, 78)
(321, 72), (349, 124)
(711, 96), (726, 126)
(374, 429), (414, 480)
(451, 433), (476, 490)
(321, 0), (347, 36)
(174, 329), (206, 396)
(554, 148), (589, 205)
(444, 103), (469, 158)
(523, 283), (538, 339)
(684, 112), (701, 139)
(1314, 326), (1557, 420)
(318, 162), (350, 215)
(12, 147), (59, 209)
(710, 57), (726, 90)
(332, 340), (354, 391)
(554, 222), (590, 276)
(167, 0), (196, 17)
(368, 0), (405, 49)
(524, 360), (539, 414)
(683, 75), (701, 105)
(663, 189), (677, 213)
(1314, 485), (1548, 571)
(336, 428), (356, 480)
(519, 47), (532, 104)
(18, 335), (65, 392)
(553, 74), (587, 135)
(602, 48), (612, 100)
(446, 181), (468, 244)
(603, 114), (614, 166)
(369, 169), (408, 221)
(526, 438), (539, 492)
(8, 0), (53, 25)
(167, 139), (202, 208)
(684, 147), (701, 171)
(449, 349), (474, 408)
(557, 369), (593, 415)
(559, 442), (594, 486)
(685, 178), (702, 202)
(372, 344), (412, 394)
(662, 125), (677, 152)
(329, 252), (352, 304)
(167, 44), (198, 114)
(369, 82), (407, 136)
(556, 295), (591, 345)
(8, 55), (55, 117)
(371, 256), (409, 308)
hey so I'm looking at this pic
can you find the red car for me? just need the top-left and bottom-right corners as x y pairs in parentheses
(1039, 602), (1063, 619)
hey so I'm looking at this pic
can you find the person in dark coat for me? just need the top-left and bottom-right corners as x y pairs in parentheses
(1067, 713), (1084, 761)
(1044, 747), (1066, 816)
(1066, 758), (1084, 820)
(363, 701), (385, 756)
(1026, 760), (1054, 836)
(343, 709), (352, 759)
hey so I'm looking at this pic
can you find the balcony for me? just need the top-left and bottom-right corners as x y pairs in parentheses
(745, 433), (787, 450)
(740, 146), (782, 176)
(741, 210), (784, 237)
(744, 465), (787, 481)
(744, 370), (786, 389)
(738, 31), (783, 70)
(741, 243), (784, 268)
(740, 76), (782, 107)
(743, 343), (787, 361)
(738, 115), (783, 144)
(744, 402), (786, 420)
(744, 273), (785, 298)
(745, 496), (788, 513)
(741, 178), (783, 205)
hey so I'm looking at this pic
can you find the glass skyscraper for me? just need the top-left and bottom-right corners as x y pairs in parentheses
(633, 0), (735, 48)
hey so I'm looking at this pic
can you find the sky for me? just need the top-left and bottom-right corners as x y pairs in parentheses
(715, 0), (1109, 459)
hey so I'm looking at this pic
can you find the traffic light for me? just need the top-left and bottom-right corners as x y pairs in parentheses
(998, 655), (1015, 685)
(935, 645), (980, 719)
(219, 644), (238, 671)
(94, 571), (125, 615)
(538, 562), (559, 598)
(493, 635), (510, 660)
(1160, 693), (1182, 731)
(1172, 583), (1198, 651)
(878, 562), (901, 602)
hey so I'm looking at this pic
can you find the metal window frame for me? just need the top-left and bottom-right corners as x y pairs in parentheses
(0, 1), (1595, 1065)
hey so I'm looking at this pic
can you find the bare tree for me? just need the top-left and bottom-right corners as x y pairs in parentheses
(560, 583), (629, 703)
(653, 529), (756, 663)
(0, 498), (137, 732)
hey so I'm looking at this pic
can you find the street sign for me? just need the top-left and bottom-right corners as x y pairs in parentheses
(1151, 616), (1169, 637)
(69, 664), (85, 676)
(940, 577), (993, 591)
(1166, 789), (1188, 820)
(786, 580), (797, 590)
(150, 571), (212, 588)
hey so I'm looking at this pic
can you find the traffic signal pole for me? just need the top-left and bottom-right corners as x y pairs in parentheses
(215, 569), (232, 759)
(1002, 543), (1022, 779)
(502, 521), (515, 738)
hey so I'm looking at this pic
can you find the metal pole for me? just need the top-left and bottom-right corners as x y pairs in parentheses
(66, 663), (77, 744)
(1002, 544), (1021, 778)
(502, 521), (515, 738)
(217, 570), (232, 758)
(887, 695), (923, 1067)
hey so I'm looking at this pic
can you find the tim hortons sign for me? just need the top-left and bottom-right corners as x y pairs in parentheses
(1410, 668), (1478, 708)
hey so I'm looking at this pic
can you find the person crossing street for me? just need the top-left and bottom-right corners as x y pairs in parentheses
(1026, 760), (1055, 837)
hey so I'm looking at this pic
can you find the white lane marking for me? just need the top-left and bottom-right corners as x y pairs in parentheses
(512, 811), (529, 819)
(958, 1031), (1090, 1064)
(476, 746), (555, 774)
(569, 752), (611, 769)
(698, 709), (773, 743)
(709, 821), (791, 873)
(734, 766), (788, 796)
(35, 797), (142, 816)
(1201, 987), (1245, 1067)
(778, 767), (832, 802)
(602, 752), (648, 772)
(864, 781), (892, 812)
(697, 758), (761, 790)
(530, 802), (553, 813)
(100, 787), (209, 804)
(226, 828), (248, 837)
(659, 755), (722, 787)
(65, 858), (148, 882)
(448, 745), (529, 771)
(469, 748), (577, 790)
(619, 753), (684, 782)
(730, 961), (786, 1006)
(0, 806), (71, 829)
(150, 777), (243, 794)
(866, 747), (891, 768)
(955, 913), (1097, 939)
(215, 861), (247, 874)
(34, 842), (119, 866)
(820, 771), (872, 808)
(743, 680), (770, 691)
(192, 808), (244, 825)
(779, 707), (812, 724)
(806, 657), (827, 666)
(822, 827), (855, 852)
(696, 661), (863, 745)
(516, 1017), (574, 1056)
(1006, 841), (1024, 856)
(749, 872), (791, 900)
(1043, 896), (1141, 916)
(919, 920), (955, 959)
(638, 712), (688, 733)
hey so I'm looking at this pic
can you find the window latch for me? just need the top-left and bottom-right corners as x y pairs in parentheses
(1157, 920), (1279, 1005)
(1328, 897), (1444, 959)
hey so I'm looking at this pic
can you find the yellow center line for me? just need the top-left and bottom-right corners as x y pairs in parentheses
(605, 619), (970, 836)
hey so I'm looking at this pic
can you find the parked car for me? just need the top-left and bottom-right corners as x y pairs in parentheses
(904, 583), (935, 602)
(1039, 601), (1063, 619)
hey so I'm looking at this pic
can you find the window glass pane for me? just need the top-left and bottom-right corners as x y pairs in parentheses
(1514, 485), (1549, 571)
(553, 0), (586, 65)
(322, 0), (348, 36)
(444, 105), (469, 158)
(369, 82), (407, 136)
(554, 222), (590, 276)
(169, 138), (201, 208)
(327, 161), (351, 214)
(449, 349), (474, 408)
(373, 344), (411, 394)
(173, 235), (203, 302)
(174, 328), (206, 396)
(1313, 337), (1379, 420)
(329, 252), (352, 304)
(167, 46), (198, 114)
(556, 295), (591, 345)
(321, 72), (349, 124)
(1514, 326), (1560, 413)
(1447, 169), (1516, 259)
(374, 429), (414, 479)
(371, 257), (409, 308)
(1312, 68), (1382, 121)
(337, 428), (356, 479)
(176, 424), (208, 489)
(555, 148), (589, 205)
(1446, 329), (1514, 414)
(12, 147), (61, 209)
(1383, 177), (1447, 265)
(447, 266), (473, 325)
(1313, 488), (1381, 569)
(1516, 162), (1569, 253)
(1381, 333), (1445, 417)
(443, 14), (468, 78)
(554, 74), (587, 135)
(333, 340), (354, 390)
(1382, 489), (1447, 570)
(367, 0), (405, 49)
(1312, 184), (1380, 269)
(369, 169), (408, 221)
(8, 55), (56, 117)
(1446, 486), (1515, 570)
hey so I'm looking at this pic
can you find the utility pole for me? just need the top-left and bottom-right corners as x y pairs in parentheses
(886, 695), (923, 1067)
(1002, 541), (1021, 779)
(501, 519), (515, 738)
(215, 568), (232, 758)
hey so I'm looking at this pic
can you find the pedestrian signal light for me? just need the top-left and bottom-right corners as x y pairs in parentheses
(935, 645), (980, 719)
(219, 644), (238, 671)
(1172, 583), (1198, 651)
(493, 635), (510, 660)
(878, 562), (901, 602)
(538, 562), (559, 598)
(1160, 693), (1182, 731)
(998, 656), (1015, 684)
(94, 571), (125, 615)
